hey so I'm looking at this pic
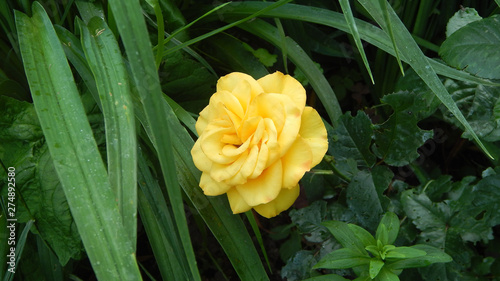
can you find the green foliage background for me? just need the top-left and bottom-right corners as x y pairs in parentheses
(1, 0), (499, 280)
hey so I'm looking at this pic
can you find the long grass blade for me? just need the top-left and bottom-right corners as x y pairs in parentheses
(79, 16), (137, 248)
(15, 3), (141, 280)
(162, 0), (293, 57)
(377, 0), (405, 76)
(214, 2), (500, 87)
(339, 0), (374, 83)
(357, 0), (492, 158)
(106, 0), (201, 279)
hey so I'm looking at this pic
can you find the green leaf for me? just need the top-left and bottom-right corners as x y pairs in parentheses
(440, 15), (500, 80)
(322, 220), (367, 255)
(80, 16), (138, 248)
(385, 247), (426, 259)
(347, 170), (384, 230)
(375, 266), (400, 281)
(106, 0), (200, 279)
(348, 224), (376, 247)
(445, 7), (482, 38)
(388, 245), (452, 270)
(314, 248), (371, 270)
(440, 79), (500, 142)
(330, 111), (375, 168)
(281, 250), (319, 281)
(372, 91), (434, 166)
(369, 258), (385, 278)
(377, 212), (400, 245)
(303, 274), (351, 281)
(357, 0), (493, 159)
(289, 201), (330, 243)
(16, 3), (142, 280)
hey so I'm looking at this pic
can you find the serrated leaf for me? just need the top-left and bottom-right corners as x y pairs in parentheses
(330, 111), (375, 168)
(314, 248), (371, 270)
(445, 7), (482, 38)
(289, 201), (330, 243)
(440, 15), (500, 79)
(281, 250), (319, 281)
(372, 91), (434, 166)
(440, 79), (500, 142)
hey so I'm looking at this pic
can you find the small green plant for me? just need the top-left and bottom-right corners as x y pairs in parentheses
(312, 212), (452, 281)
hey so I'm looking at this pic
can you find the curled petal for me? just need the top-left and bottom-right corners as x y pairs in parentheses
(281, 137), (313, 189)
(235, 159), (282, 206)
(191, 139), (212, 172)
(200, 172), (231, 196)
(217, 72), (263, 111)
(253, 184), (300, 218)
(200, 124), (239, 164)
(300, 107), (329, 167)
(227, 188), (252, 214)
(257, 72), (306, 113)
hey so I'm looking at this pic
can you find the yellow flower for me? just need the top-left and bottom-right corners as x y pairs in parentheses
(191, 71), (328, 218)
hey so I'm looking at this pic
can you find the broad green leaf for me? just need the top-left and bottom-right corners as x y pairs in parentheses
(347, 170), (384, 231)
(377, 212), (400, 245)
(281, 250), (319, 281)
(106, 0), (200, 279)
(37, 236), (64, 281)
(372, 91), (434, 166)
(322, 220), (367, 254)
(440, 79), (500, 142)
(289, 201), (330, 243)
(369, 258), (385, 278)
(329, 111), (375, 168)
(440, 15), (500, 80)
(445, 7), (482, 37)
(314, 248), (371, 269)
(15, 3), (141, 280)
(80, 16), (137, 248)
(0, 99), (83, 265)
(348, 224), (376, 247)
(385, 247), (426, 259)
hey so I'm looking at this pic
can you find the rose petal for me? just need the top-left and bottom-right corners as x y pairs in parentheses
(227, 188), (252, 214)
(281, 137), (313, 189)
(200, 123), (239, 164)
(257, 71), (306, 113)
(211, 150), (248, 182)
(191, 138), (212, 172)
(299, 107), (329, 167)
(200, 172), (231, 196)
(217, 72), (263, 111)
(235, 159), (283, 206)
(253, 184), (300, 218)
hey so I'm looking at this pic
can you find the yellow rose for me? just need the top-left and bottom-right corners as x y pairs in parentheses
(191, 71), (328, 218)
